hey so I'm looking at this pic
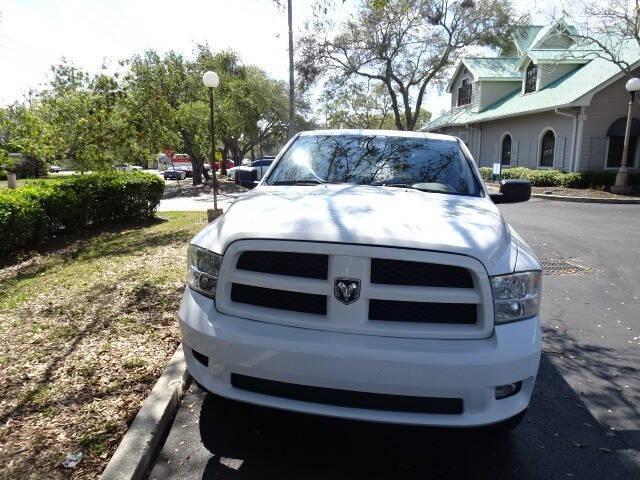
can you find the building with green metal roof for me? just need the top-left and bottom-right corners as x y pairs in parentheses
(424, 20), (640, 172)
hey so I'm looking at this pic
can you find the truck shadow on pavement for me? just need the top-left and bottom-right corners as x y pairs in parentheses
(189, 355), (638, 480)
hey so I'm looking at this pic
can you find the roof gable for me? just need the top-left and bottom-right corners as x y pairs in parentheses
(446, 57), (521, 92)
(528, 20), (577, 50)
(427, 38), (640, 130)
(511, 26), (544, 55)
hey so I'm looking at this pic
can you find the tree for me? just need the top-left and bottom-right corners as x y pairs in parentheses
(321, 79), (431, 129)
(26, 60), (133, 173)
(298, 0), (519, 131)
(124, 46), (292, 183)
(557, 0), (640, 73)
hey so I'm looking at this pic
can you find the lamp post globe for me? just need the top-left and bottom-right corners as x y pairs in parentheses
(203, 71), (219, 88)
(204, 70), (222, 211)
(626, 77), (640, 93)
(612, 77), (640, 193)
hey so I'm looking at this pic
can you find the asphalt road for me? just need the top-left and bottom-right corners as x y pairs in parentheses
(149, 199), (640, 480)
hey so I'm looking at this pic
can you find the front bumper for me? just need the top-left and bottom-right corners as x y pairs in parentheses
(180, 288), (541, 426)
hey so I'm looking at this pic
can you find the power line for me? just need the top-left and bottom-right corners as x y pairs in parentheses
(0, 54), (43, 71)
(0, 43), (50, 63)
(0, 32), (54, 57)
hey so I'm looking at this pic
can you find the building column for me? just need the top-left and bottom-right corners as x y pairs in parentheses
(573, 108), (587, 171)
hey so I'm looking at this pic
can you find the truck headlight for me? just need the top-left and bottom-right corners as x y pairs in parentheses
(491, 271), (541, 324)
(187, 245), (222, 298)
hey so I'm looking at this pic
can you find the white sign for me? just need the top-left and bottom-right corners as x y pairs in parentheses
(492, 163), (501, 175)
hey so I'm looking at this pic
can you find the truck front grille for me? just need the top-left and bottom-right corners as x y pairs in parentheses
(368, 300), (477, 324)
(231, 283), (327, 315)
(237, 251), (328, 279)
(217, 241), (494, 339)
(231, 373), (464, 414)
(371, 258), (473, 288)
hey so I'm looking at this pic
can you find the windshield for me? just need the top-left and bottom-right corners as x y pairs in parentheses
(265, 134), (481, 196)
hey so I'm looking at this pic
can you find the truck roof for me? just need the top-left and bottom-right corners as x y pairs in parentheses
(298, 129), (457, 141)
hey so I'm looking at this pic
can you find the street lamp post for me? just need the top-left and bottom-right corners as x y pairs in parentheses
(202, 71), (221, 219)
(257, 119), (268, 157)
(612, 77), (640, 194)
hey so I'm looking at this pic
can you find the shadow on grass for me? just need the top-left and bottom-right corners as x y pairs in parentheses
(0, 215), (201, 289)
(0, 216), (169, 270)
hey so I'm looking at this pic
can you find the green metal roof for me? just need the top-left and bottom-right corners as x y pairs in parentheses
(515, 48), (598, 70)
(527, 22), (579, 51)
(512, 26), (544, 54)
(462, 57), (521, 79)
(425, 39), (640, 130)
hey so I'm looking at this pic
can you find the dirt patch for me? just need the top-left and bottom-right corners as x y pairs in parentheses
(0, 211), (207, 479)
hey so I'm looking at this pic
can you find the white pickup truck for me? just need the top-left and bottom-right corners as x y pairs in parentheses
(180, 130), (542, 430)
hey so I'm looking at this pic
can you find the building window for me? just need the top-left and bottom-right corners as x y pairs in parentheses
(606, 117), (639, 168)
(501, 134), (512, 166)
(539, 130), (555, 167)
(525, 62), (537, 94)
(607, 136), (637, 168)
(457, 78), (472, 106)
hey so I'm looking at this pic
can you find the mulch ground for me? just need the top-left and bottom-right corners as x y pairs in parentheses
(0, 212), (207, 479)
(486, 182), (640, 199)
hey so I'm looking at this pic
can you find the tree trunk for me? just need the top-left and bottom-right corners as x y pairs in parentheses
(192, 157), (204, 186)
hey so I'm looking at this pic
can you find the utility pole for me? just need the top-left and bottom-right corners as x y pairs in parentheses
(287, 0), (295, 139)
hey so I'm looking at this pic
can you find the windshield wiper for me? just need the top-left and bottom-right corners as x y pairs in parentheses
(272, 179), (327, 185)
(371, 183), (454, 194)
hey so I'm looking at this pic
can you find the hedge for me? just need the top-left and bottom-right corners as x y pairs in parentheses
(479, 167), (640, 189)
(0, 172), (164, 256)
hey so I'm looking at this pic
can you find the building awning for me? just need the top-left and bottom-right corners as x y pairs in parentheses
(607, 117), (640, 137)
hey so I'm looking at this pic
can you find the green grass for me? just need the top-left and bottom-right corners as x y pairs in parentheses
(0, 175), (70, 189)
(0, 211), (207, 478)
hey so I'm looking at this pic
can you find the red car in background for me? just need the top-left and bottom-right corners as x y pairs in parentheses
(214, 159), (235, 171)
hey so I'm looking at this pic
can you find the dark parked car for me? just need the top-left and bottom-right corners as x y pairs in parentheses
(163, 168), (187, 180)
(177, 165), (193, 177)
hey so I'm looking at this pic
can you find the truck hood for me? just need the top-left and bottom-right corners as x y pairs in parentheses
(192, 184), (518, 275)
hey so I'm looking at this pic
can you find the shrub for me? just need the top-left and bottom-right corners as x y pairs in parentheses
(0, 172), (164, 256)
(479, 167), (640, 189)
(0, 170), (7, 181)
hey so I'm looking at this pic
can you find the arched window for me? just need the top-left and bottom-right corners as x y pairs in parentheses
(525, 62), (537, 94)
(539, 130), (555, 167)
(606, 117), (639, 168)
(501, 134), (512, 166)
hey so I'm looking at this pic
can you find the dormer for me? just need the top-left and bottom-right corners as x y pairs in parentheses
(447, 58), (521, 112)
(447, 65), (476, 111)
(515, 21), (591, 93)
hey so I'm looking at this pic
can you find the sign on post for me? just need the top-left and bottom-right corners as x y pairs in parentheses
(492, 163), (502, 182)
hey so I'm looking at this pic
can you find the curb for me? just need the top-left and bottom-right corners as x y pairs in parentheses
(486, 186), (640, 204)
(101, 345), (190, 480)
(530, 193), (640, 204)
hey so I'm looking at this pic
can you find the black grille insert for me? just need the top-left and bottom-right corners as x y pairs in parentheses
(237, 251), (328, 279)
(371, 259), (473, 288)
(231, 283), (327, 315)
(231, 373), (463, 415)
(369, 300), (476, 324)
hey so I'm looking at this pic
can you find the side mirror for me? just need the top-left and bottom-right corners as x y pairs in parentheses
(490, 179), (531, 204)
(236, 168), (258, 189)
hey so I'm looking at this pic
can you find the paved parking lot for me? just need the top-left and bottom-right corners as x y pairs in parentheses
(150, 199), (640, 479)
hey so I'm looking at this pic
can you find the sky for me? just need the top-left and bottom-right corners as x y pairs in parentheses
(0, 0), (553, 118)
